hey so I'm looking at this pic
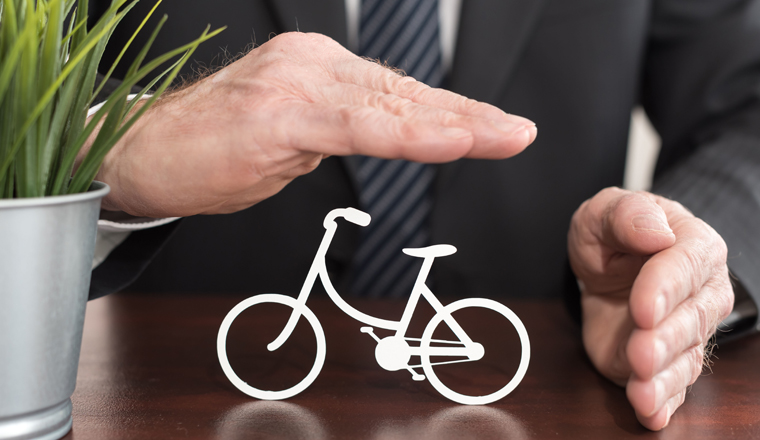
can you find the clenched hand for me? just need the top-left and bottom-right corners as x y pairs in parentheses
(88, 32), (536, 218)
(569, 187), (734, 430)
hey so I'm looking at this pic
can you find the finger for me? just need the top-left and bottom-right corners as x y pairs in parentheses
(596, 189), (676, 255)
(629, 214), (730, 329)
(568, 188), (675, 291)
(634, 388), (686, 431)
(278, 100), (536, 163)
(626, 343), (702, 420)
(334, 54), (535, 125)
(312, 81), (534, 159)
(259, 32), (532, 130)
(626, 345), (704, 429)
(627, 278), (731, 378)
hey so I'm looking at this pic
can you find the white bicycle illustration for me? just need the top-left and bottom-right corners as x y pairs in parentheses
(217, 208), (530, 405)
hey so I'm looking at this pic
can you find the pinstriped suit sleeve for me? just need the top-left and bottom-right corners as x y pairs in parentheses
(644, 0), (760, 335)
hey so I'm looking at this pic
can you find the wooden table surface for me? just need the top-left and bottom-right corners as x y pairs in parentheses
(63, 292), (760, 439)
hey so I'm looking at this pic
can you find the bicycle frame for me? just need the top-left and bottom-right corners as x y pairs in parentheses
(218, 207), (530, 404)
(269, 208), (478, 361)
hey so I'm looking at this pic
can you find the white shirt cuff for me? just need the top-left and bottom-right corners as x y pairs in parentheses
(93, 217), (180, 269)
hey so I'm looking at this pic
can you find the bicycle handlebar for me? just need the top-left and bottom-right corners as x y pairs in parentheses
(324, 207), (371, 228)
(343, 208), (371, 226)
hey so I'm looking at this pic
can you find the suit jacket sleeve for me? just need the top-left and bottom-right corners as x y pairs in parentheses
(644, 0), (760, 335)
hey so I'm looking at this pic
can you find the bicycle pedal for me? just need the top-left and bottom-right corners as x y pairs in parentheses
(412, 374), (425, 381)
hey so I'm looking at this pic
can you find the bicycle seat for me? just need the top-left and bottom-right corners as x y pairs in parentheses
(402, 244), (457, 258)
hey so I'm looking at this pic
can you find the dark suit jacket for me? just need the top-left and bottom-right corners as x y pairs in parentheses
(89, 0), (760, 331)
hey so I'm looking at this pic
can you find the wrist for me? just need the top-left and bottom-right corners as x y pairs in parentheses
(80, 95), (152, 210)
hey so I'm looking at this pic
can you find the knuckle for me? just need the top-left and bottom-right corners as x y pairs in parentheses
(665, 197), (694, 217)
(598, 186), (627, 202)
(266, 32), (295, 47)
(687, 345), (704, 384)
(336, 105), (359, 131)
(681, 244), (708, 291)
(708, 274), (735, 322)
(690, 298), (716, 342)
(392, 75), (428, 97)
(376, 93), (416, 117)
(719, 283), (735, 320)
(430, 88), (480, 113)
(269, 31), (330, 48)
(571, 198), (591, 224)
(664, 311), (690, 350)
(658, 274), (680, 309)
(459, 95), (484, 113)
(568, 198), (596, 245)
(710, 228), (729, 261)
(630, 190), (657, 203)
(258, 33), (343, 75)
(687, 217), (726, 263)
(260, 33), (301, 54)
(600, 188), (632, 222)
(302, 32), (337, 45)
(396, 119), (423, 141)
(438, 110), (461, 126)
(680, 390), (686, 406)
(363, 91), (387, 110)
(662, 246), (701, 301)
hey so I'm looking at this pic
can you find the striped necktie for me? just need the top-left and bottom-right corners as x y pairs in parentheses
(351, 0), (443, 297)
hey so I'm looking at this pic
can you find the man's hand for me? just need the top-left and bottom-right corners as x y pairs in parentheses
(89, 32), (536, 218)
(568, 187), (734, 430)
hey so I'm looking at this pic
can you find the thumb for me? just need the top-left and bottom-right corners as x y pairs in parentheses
(599, 189), (676, 256)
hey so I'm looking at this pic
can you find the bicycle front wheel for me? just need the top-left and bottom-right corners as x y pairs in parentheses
(217, 294), (326, 400)
(420, 298), (530, 405)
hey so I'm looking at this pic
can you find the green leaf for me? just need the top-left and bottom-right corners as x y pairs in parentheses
(54, 0), (136, 193)
(36, 0), (64, 192)
(15, 1), (41, 197)
(69, 0), (88, 52)
(1, 0), (222, 198)
(59, 12), (88, 60)
(91, 0), (160, 103)
(0, 0), (23, 106)
(41, 60), (85, 195)
(0, 10), (122, 184)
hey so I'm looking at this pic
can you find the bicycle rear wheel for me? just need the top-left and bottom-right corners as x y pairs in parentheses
(420, 298), (530, 405)
(217, 294), (326, 400)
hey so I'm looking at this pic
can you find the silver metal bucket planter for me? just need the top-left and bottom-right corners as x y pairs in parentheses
(0, 182), (109, 440)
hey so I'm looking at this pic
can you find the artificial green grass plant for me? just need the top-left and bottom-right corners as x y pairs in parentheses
(0, 0), (222, 198)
